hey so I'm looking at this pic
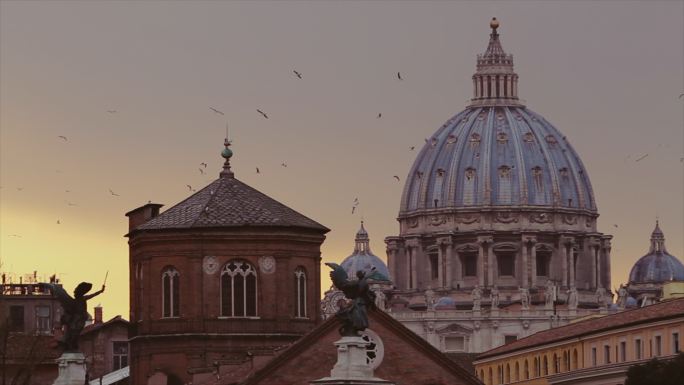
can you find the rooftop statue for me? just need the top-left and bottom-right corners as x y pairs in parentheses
(40, 282), (105, 351)
(325, 262), (376, 336)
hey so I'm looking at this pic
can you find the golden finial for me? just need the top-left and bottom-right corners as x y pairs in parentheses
(490, 17), (499, 30)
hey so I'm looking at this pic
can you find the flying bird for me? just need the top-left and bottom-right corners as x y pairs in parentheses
(66, 201), (77, 206)
(409, 146), (415, 151)
(199, 168), (205, 175)
(57, 220), (61, 225)
(58, 136), (68, 141)
(257, 109), (269, 119)
(108, 189), (120, 196)
(186, 185), (196, 192)
(8, 234), (21, 238)
(377, 113), (382, 119)
(352, 206), (356, 214)
(397, 72), (403, 80)
(200, 162), (207, 168)
(17, 187), (23, 191)
(635, 154), (649, 162)
(256, 167), (260, 174)
(613, 224), (619, 228)
(393, 175), (400, 182)
(209, 107), (225, 115)
(106, 110), (118, 114)
(293, 70), (302, 79)
(281, 163), (287, 168)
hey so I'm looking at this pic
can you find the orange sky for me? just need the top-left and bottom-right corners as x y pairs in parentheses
(1, 1), (682, 321)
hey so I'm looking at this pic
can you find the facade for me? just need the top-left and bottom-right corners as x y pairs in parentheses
(80, 308), (130, 383)
(237, 307), (482, 385)
(473, 297), (684, 385)
(126, 140), (329, 385)
(385, 18), (612, 354)
(624, 221), (684, 307)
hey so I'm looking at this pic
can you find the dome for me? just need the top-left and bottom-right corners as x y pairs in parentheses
(400, 20), (596, 214)
(629, 222), (684, 283)
(340, 222), (390, 281)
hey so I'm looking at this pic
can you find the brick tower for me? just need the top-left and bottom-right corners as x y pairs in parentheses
(126, 138), (329, 385)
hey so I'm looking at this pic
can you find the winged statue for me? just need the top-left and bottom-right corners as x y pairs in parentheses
(39, 282), (105, 351)
(325, 262), (376, 336)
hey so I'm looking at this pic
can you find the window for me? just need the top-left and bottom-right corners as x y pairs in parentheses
(35, 306), (50, 334)
(655, 335), (662, 356)
(515, 362), (519, 381)
(635, 339), (642, 360)
(573, 349), (578, 369)
(604, 345), (611, 364)
(673, 333), (680, 354)
(112, 341), (128, 370)
(620, 341), (626, 362)
(504, 335), (517, 345)
(497, 252), (515, 276)
(524, 359), (529, 379)
(591, 347), (597, 366)
(536, 249), (551, 276)
(553, 353), (560, 373)
(9, 306), (24, 332)
(505, 363), (510, 383)
(221, 261), (257, 317)
(294, 267), (307, 318)
(543, 355), (548, 375)
(462, 252), (478, 277)
(534, 357), (540, 376)
(445, 336), (465, 351)
(162, 268), (179, 318)
(429, 251), (439, 279)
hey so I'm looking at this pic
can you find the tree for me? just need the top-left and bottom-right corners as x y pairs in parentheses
(625, 353), (684, 385)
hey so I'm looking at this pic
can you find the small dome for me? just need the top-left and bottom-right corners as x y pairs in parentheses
(625, 297), (638, 308)
(628, 222), (684, 283)
(340, 222), (391, 281)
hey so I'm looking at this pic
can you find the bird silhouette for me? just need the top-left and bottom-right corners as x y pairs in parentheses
(635, 154), (648, 162)
(199, 168), (205, 175)
(106, 110), (118, 114)
(257, 109), (269, 119)
(377, 113), (382, 119)
(200, 162), (208, 168)
(397, 72), (403, 80)
(613, 224), (619, 228)
(186, 185), (196, 192)
(17, 187), (23, 191)
(352, 206), (356, 214)
(58, 136), (68, 141)
(256, 167), (260, 174)
(281, 163), (287, 168)
(393, 175), (400, 181)
(209, 107), (225, 115)
(108, 189), (120, 196)
(66, 202), (77, 206)
(293, 70), (302, 79)
(57, 220), (61, 225)
(409, 146), (415, 151)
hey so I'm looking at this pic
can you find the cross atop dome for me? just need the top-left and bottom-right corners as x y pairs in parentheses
(220, 125), (234, 178)
(469, 18), (523, 107)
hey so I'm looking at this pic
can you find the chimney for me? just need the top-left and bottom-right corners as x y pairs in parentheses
(125, 203), (163, 232)
(94, 305), (103, 324)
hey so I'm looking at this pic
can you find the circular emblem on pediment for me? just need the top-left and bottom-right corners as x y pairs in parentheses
(203, 256), (219, 275)
(360, 329), (384, 369)
(259, 256), (276, 274)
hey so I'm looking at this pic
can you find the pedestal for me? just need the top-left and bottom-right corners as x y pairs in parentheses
(311, 336), (394, 385)
(53, 352), (87, 385)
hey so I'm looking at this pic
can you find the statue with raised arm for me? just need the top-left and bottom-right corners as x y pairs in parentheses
(325, 263), (376, 336)
(40, 282), (105, 351)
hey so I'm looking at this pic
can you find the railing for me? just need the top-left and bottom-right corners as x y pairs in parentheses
(135, 317), (315, 336)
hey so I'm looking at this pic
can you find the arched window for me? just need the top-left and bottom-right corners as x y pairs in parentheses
(488, 367), (493, 385)
(221, 261), (257, 317)
(524, 359), (529, 379)
(505, 363), (510, 383)
(515, 361), (520, 381)
(553, 353), (560, 373)
(480, 369), (485, 381)
(543, 355), (549, 375)
(162, 268), (179, 318)
(534, 357), (539, 377)
(573, 349), (579, 369)
(294, 267), (307, 318)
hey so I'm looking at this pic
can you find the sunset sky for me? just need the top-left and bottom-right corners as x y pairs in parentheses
(1, 1), (682, 321)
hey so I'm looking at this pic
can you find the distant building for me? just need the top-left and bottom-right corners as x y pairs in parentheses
(0, 277), (129, 385)
(385, 17), (613, 355)
(625, 221), (684, 306)
(125, 140), (329, 385)
(473, 298), (684, 385)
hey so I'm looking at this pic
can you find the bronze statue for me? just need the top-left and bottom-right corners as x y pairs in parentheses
(40, 282), (105, 351)
(325, 263), (376, 336)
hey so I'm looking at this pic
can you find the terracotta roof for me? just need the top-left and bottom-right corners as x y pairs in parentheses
(478, 298), (684, 360)
(81, 315), (129, 336)
(134, 176), (329, 233)
(238, 307), (482, 385)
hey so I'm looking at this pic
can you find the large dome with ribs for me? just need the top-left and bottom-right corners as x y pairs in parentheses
(400, 106), (596, 214)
